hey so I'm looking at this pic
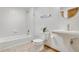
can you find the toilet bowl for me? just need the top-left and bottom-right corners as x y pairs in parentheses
(32, 39), (44, 51)
(33, 39), (44, 45)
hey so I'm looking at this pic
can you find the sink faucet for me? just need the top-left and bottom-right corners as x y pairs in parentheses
(67, 24), (70, 31)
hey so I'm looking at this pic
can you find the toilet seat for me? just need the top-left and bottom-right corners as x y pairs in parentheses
(33, 39), (44, 42)
(32, 39), (44, 45)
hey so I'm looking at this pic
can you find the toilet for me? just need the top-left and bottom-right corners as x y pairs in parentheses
(30, 32), (50, 52)
(32, 39), (45, 51)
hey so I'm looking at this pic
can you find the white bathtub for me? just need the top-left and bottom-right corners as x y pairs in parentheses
(0, 34), (32, 51)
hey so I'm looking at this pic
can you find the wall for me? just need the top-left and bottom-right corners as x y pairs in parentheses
(0, 7), (79, 37)
(0, 7), (30, 37)
(32, 7), (79, 35)
(28, 8), (35, 35)
(33, 7), (67, 35)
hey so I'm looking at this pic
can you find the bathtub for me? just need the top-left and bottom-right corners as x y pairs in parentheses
(0, 34), (32, 51)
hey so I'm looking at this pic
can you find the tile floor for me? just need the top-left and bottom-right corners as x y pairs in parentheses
(0, 42), (56, 52)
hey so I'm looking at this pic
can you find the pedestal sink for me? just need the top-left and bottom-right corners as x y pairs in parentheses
(52, 30), (79, 52)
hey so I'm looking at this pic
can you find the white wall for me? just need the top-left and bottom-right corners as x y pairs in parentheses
(33, 7), (67, 35)
(0, 7), (79, 37)
(28, 8), (35, 35)
(0, 7), (30, 37)
(32, 7), (79, 35)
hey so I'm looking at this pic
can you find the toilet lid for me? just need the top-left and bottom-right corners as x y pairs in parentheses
(33, 39), (44, 42)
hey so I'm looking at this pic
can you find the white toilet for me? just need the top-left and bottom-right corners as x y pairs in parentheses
(31, 32), (50, 52)
(32, 39), (44, 52)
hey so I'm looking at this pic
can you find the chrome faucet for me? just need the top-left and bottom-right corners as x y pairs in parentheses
(67, 24), (70, 31)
